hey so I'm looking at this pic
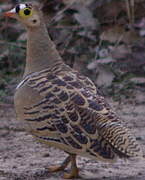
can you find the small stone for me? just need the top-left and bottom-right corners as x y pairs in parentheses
(138, 172), (142, 176)
(43, 153), (50, 157)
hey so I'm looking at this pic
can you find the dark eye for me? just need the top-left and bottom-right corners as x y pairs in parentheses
(24, 8), (31, 15)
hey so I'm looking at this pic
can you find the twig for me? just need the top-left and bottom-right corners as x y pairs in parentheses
(0, 40), (26, 49)
(48, 0), (78, 26)
(61, 33), (73, 55)
(125, 0), (135, 24)
(130, 0), (135, 24)
(0, 103), (13, 108)
(126, 0), (131, 23)
(49, 25), (94, 30)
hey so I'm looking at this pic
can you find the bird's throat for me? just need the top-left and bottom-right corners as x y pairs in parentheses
(24, 22), (62, 77)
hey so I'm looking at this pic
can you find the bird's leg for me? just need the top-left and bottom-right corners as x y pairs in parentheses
(48, 155), (71, 172)
(63, 154), (79, 179)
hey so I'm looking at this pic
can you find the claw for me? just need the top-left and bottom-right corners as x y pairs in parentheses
(63, 168), (79, 179)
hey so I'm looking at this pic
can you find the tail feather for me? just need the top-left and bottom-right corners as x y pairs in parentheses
(98, 120), (142, 157)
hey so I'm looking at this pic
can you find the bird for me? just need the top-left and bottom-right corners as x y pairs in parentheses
(4, 2), (142, 179)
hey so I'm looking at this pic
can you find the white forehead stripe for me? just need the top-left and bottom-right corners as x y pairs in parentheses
(19, 4), (27, 10)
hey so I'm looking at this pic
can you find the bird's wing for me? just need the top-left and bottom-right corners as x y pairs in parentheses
(24, 68), (142, 159)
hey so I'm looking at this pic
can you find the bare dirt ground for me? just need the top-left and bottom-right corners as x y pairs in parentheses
(0, 94), (145, 180)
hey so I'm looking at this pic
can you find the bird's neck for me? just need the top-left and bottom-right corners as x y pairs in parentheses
(24, 22), (63, 77)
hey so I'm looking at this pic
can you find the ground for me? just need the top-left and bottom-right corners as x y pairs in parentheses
(0, 96), (145, 180)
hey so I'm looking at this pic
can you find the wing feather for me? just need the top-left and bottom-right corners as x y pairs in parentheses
(23, 67), (142, 159)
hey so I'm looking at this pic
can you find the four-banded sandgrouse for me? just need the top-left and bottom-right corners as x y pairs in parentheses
(5, 2), (142, 179)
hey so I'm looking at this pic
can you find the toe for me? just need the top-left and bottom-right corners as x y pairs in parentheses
(63, 169), (79, 179)
(48, 165), (64, 172)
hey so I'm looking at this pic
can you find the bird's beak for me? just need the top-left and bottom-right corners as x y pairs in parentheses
(4, 8), (16, 18)
(4, 11), (15, 17)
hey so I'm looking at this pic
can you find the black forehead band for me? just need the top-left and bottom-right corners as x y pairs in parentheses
(15, 5), (20, 13)
(26, 3), (32, 9)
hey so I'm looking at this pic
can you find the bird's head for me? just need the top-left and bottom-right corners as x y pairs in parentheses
(4, 3), (42, 28)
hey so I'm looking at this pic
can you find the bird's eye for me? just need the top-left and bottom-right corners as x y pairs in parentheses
(23, 8), (31, 15)
(19, 8), (32, 17)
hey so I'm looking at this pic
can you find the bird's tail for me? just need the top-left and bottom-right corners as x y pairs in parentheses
(97, 119), (142, 158)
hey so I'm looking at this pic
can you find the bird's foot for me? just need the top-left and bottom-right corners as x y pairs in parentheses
(63, 154), (79, 179)
(48, 155), (71, 172)
(47, 154), (79, 178)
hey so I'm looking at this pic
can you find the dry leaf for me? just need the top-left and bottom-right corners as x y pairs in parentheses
(100, 25), (140, 44)
(74, 6), (97, 29)
(96, 65), (115, 87)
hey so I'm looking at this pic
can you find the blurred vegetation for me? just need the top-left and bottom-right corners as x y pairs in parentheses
(0, 0), (145, 103)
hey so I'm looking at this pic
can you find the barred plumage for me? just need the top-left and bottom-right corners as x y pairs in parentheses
(5, 2), (142, 179)
(16, 64), (142, 160)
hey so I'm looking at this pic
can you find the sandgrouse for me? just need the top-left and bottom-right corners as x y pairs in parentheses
(5, 2), (142, 179)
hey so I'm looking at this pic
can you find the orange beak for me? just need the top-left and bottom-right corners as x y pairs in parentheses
(4, 11), (15, 18)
